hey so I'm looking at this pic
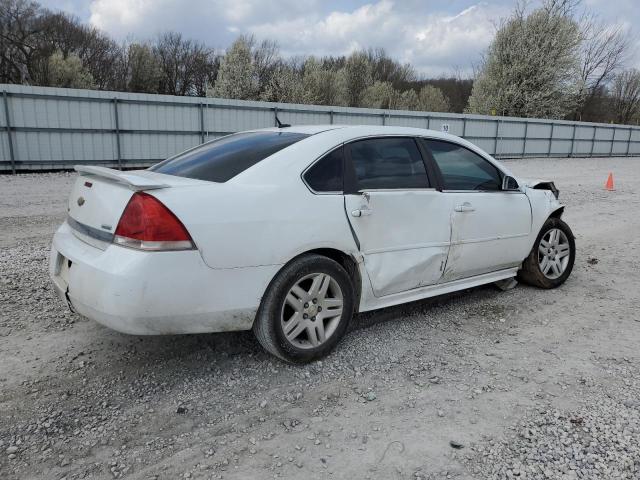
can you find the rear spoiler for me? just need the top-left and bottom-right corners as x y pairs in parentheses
(74, 165), (169, 191)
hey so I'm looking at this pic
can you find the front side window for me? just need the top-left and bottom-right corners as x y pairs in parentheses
(348, 137), (429, 190)
(304, 147), (344, 192)
(150, 131), (309, 183)
(423, 139), (502, 191)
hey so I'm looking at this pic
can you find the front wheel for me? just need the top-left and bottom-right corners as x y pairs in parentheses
(518, 217), (575, 289)
(253, 254), (355, 363)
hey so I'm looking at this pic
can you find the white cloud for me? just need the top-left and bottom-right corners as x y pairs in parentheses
(249, 1), (509, 76)
(85, 0), (511, 75)
(88, 0), (319, 45)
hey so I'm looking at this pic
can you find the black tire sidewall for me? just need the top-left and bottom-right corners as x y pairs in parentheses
(261, 255), (354, 363)
(528, 217), (576, 288)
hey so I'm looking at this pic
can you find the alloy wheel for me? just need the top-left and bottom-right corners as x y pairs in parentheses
(280, 273), (344, 349)
(538, 228), (571, 279)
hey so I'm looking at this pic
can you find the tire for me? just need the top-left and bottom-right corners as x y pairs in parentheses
(518, 217), (575, 289)
(253, 254), (355, 363)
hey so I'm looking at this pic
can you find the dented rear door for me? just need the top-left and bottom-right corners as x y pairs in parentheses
(343, 136), (453, 297)
(345, 190), (453, 296)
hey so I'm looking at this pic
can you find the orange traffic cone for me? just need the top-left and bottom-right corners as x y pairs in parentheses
(605, 172), (615, 191)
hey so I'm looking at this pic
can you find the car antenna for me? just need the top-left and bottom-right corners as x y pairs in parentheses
(275, 115), (291, 128)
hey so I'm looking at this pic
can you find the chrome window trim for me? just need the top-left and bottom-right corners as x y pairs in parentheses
(356, 188), (438, 193)
(440, 189), (526, 195)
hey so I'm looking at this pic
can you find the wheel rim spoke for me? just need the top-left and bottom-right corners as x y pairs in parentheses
(284, 313), (304, 338)
(318, 274), (331, 299)
(285, 293), (303, 311)
(291, 285), (308, 302)
(280, 272), (344, 350)
(323, 308), (342, 320)
(315, 321), (326, 343)
(306, 324), (319, 346)
(540, 257), (550, 274)
(324, 298), (342, 308)
(309, 273), (325, 297)
(538, 228), (571, 280)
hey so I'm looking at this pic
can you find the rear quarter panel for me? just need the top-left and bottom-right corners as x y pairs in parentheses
(152, 181), (358, 269)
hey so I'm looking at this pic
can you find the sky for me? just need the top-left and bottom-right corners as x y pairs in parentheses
(39, 0), (639, 77)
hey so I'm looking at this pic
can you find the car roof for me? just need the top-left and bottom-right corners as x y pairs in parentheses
(257, 124), (460, 141)
(257, 125), (343, 135)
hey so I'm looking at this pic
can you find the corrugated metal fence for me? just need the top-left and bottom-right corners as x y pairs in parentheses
(1, 84), (639, 173)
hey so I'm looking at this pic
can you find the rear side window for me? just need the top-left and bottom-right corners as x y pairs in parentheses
(348, 137), (429, 190)
(304, 147), (343, 192)
(150, 131), (309, 182)
(423, 139), (502, 191)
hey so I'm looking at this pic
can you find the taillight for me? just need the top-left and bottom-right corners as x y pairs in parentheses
(113, 192), (195, 251)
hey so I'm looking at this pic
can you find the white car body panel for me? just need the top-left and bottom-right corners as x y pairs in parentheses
(50, 125), (564, 335)
(50, 222), (279, 334)
(344, 190), (452, 296)
(442, 190), (532, 281)
(152, 180), (357, 270)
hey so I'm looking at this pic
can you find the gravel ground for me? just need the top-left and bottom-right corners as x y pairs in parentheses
(1, 157), (639, 480)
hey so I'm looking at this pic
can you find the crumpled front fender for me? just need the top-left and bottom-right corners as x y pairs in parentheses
(518, 178), (559, 199)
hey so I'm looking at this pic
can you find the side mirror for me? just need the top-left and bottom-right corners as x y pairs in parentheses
(502, 175), (520, 191)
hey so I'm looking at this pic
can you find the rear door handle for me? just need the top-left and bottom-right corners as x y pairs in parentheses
(454, 202), (475, 213)
(351, 208), (372, 217)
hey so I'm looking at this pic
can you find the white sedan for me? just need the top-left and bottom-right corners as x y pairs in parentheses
(50, 125), (575, 362)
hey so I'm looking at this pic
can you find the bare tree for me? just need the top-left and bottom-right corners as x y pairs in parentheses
(542, 0), (582, 17)
(250, 36), (279, 94)
(365, 48), (416, 89)
(0, 0), (42, 83)
(574, 17), (630, 119)
(611, 69), (640, 124)
(30, 11), (123, 89)
(154, 32), (215, 96)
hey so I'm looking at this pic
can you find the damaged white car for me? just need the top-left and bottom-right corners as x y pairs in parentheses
(50, 125), (575, 362)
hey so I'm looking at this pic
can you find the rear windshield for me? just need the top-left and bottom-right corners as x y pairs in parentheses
(150, 131), (310, 182)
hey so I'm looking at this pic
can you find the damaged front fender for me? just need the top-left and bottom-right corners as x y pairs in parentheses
(519, 178), (560, 199)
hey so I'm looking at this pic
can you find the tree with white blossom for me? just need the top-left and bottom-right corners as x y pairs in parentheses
(210, 36), (258, 100)
(467, 1), (582, 118)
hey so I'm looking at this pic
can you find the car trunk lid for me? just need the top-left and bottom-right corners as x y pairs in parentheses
(67, 166), (206, 249)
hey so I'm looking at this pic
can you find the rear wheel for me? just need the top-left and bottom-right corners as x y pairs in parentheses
(253, 254), (354, 363)
(518, 217), (575, 289)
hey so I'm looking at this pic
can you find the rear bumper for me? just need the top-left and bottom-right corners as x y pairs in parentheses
(49, 221), (280, 335)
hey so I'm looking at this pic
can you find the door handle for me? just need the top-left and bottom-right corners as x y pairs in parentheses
(351, 208), (372, 217)
(454, 202), (475, 213)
